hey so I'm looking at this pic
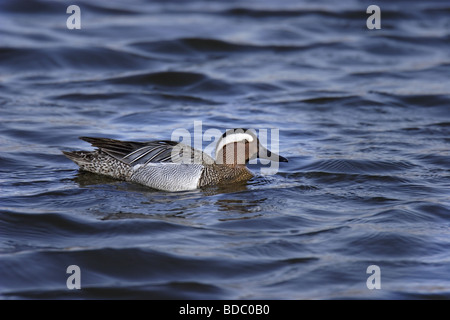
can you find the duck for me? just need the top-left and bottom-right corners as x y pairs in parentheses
(63, 128), (288, 192)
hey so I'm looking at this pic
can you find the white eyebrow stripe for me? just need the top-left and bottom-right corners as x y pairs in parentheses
(215, 133), (254, 159)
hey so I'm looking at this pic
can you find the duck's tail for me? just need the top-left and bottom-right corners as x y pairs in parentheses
(62, 150), (93, 166)
(62, 150), (132, 180)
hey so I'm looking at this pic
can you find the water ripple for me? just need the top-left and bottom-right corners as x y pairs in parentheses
(1, 0), (449, 300)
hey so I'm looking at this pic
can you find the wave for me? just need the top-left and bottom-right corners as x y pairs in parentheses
(129, 37), (349, 59)
(0, 47), (149, 71)
(298, 159), (416, 174)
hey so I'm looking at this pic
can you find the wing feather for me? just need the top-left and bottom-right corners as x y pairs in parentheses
(79, 137), (199, 165)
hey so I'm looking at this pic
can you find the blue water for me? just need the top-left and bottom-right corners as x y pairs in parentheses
(0, 0), (449, 299)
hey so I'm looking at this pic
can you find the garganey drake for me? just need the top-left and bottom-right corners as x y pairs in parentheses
(63, 129), (288, 192)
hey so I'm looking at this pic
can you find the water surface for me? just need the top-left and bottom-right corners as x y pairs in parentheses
(0, 0), (449, 299)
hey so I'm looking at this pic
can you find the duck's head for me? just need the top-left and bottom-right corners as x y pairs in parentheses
(215, 128), (288, 166)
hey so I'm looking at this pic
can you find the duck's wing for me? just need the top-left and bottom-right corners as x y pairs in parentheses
(79, 137), (205, 165)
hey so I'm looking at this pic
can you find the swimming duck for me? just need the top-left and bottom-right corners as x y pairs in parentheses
(63, 129), (288, 191)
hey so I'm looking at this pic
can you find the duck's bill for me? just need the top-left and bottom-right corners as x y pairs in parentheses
(258, 146), (288, 163)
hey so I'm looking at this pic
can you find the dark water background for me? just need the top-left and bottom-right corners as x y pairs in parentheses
(1, 0), (449, 299)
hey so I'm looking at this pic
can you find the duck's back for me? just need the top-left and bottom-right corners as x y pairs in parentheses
(64, 137), (216, 191)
